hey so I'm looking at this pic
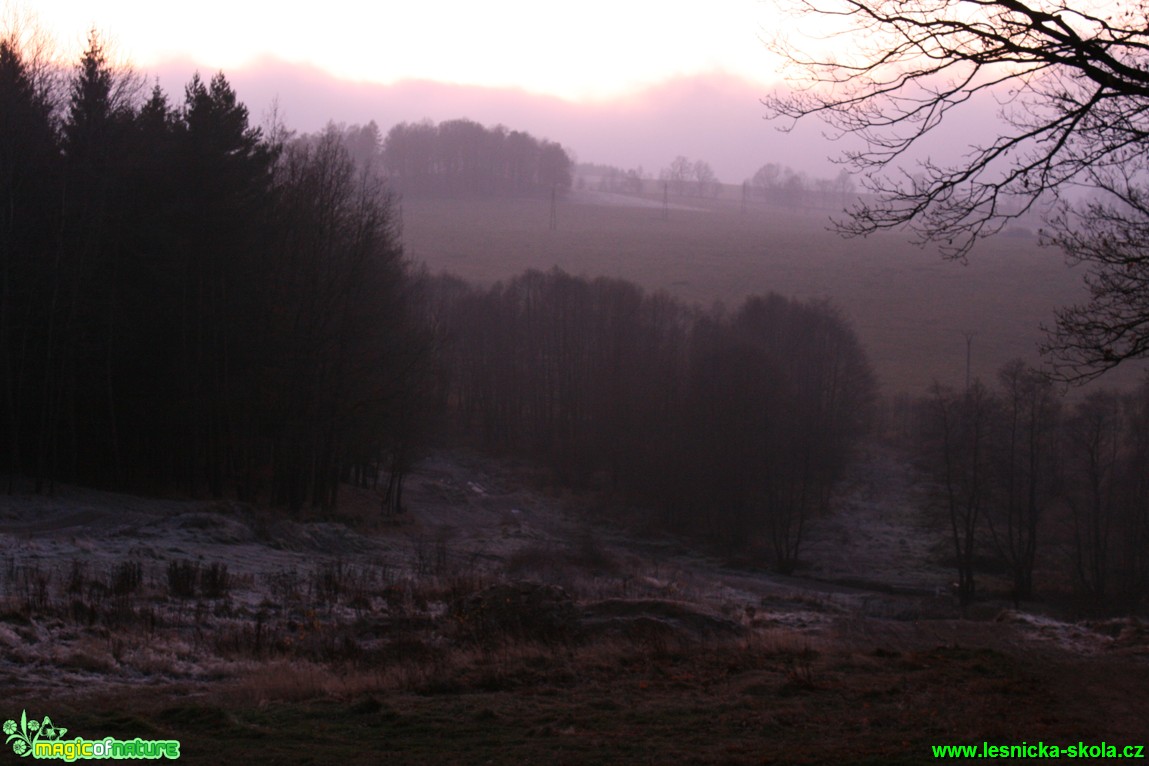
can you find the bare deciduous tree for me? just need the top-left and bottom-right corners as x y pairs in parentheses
(1063, 390), (1123, 602)
(764, 0), (1149, 380)
(989, 360), (1060, 604)
(692, 160), (720, 198)
(1118, 379), (1149, 606)
(923, 381), (998, 607)
(660, 155), (694, 197)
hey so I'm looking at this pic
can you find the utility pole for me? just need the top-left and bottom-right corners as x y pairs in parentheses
(549, 184), (557, 230)
(662, 182), (669, 221)
(963, 331), (975, 391)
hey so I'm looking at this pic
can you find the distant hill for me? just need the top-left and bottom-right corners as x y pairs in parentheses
(382, 118), (573, 198)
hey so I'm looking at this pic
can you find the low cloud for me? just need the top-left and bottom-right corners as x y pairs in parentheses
(145, 57), (999, 184)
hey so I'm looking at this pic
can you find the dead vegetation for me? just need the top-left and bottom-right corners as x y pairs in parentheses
(2, 447), (1148, 763)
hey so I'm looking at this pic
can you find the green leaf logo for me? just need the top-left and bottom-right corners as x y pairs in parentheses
(4, 710), (66, 758)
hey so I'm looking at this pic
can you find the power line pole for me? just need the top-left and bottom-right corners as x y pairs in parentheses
(963, 331), (975, 391)
(549, 184), (557, 231)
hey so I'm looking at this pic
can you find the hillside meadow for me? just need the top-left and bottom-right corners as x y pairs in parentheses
(5, 448), (1149, 765)
(401, 192), (1148, 397)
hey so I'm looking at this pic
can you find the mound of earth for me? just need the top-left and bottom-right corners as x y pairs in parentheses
(451, 582), (579, 645)
(579, 598), (746, 642)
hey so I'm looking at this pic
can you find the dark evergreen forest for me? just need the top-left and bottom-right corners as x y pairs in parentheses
(0, 31), (879, 571)
(0, 33), (430, 510)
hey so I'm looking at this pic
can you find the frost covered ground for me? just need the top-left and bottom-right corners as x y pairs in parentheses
(1, 443), (1144, 711)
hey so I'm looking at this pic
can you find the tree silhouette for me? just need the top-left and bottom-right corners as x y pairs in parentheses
(764, 0), (1149, 380)
(988, 360), (1060, 603)
(58, 30), (142, 485)
(0, 31), (428, 510)
(382, 119), (571, 198)
(922, 381), (998, 607)
(1063, 390), (1123, 602)
(0, 34), (58, 489)
(432, 269), (875, 570)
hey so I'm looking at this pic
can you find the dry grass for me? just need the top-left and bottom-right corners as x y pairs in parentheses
(218, 611), (756, 708)
(33, 618), (1149, 765)
(5, 447), (1149, 763)
(5, 523), (1148, 764)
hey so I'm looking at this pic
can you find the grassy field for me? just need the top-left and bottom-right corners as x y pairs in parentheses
(5, 435), (1147, 764)
(401, 193), (1148, 396)
(28, 628), (1149, 765)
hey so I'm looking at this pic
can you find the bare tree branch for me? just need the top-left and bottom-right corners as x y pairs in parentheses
(764, 0), (1149, 380)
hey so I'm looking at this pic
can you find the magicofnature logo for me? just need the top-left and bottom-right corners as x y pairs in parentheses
(4, 711), (179, 761)
(4, 711), (65, 757)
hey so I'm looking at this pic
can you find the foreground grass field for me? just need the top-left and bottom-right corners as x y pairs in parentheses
(401, 193), (1148, 395)
(5, 448), (1147, 765)
(32, 629), (1149, 765)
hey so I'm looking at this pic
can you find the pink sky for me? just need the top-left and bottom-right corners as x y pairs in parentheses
(17, 0), (1004, 184)
(146, 57), (850, 183)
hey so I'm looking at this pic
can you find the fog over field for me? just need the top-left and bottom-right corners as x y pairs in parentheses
(151, 61), (843, 181)
(144, 58), (1016, 186)
(400, 193), (1149, 397)
(135, 58), (1144, 395)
